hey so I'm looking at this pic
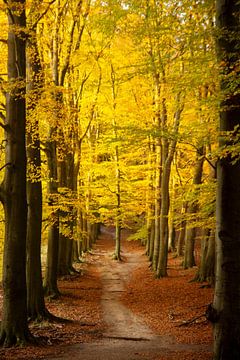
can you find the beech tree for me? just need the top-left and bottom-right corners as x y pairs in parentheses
(26, 0), (53, 320)
(0, 0), (32, 345)
(212, 0), (240, 358)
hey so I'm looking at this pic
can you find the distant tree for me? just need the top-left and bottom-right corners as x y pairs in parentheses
(183, 146), (205, 269)
(212, 0), (240, 358)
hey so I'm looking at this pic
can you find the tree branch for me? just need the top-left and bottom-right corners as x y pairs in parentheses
(182, 140), (216, 170)
(0, 162), (12, 172)
(31, 0), (56, 29)
(0, 182), (5, 204)
(0, 113), (5, 122)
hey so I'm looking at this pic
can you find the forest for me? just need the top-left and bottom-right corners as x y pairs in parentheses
(0, 0), (239, 359)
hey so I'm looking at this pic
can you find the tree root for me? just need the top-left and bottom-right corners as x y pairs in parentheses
(28, 308), (71, 324)
(177, 314), (206, 327)
(43, 287), (61, 300)
(112, 253), (122, 261)
(0, 328), (36, 348)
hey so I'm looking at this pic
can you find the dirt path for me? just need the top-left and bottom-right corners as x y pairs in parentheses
(48, 228), (212, 360)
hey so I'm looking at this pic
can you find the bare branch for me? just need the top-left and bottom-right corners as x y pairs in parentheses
(0, 184), (5, 204)
(30, 0), (57, 30)
(181, 140), (216, 170)
(59, 0), (83, 86)
(0, 39), (7, 44)
(0, 162), (12, 172)
(0, 113), (6, 122)
(0, 122), (10, 131)
(80, 66), (102, 141)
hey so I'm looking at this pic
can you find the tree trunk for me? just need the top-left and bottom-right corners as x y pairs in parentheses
(157, 94), (183, 278)
(176, 202), (187, 257)
(152, 137), (161, 271)
(156, 158), (170, 277)
(58, 154), (75, 276)
(43, 2), (63, 297)
(148, 219), (155, 262)
(0, 0), (32, 345)
(213, 1), (240, 358)
(43, 134), (60, 298)
(194, 228), (215, 284)
(113, 167), (121, 261)
(183, 147), (204, 269)
(110, 64), (122, 261)
(146, 137), (154, 257)
(26, 18), (50, 321)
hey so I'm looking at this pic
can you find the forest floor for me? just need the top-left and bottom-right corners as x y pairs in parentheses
(0, 227), (213, 360)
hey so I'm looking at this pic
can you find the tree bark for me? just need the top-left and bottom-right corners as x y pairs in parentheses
(176, 203), (187, 257)
(43, 2), (62, 297)
(26, 14), (51, 320)
(183, 147), (204, 269)
(151, 73), (161, 272)
(0, 0), (32, 345)
(43, 134), (60, 298)
(194, 228), (215, 285)
(213, 1), (240, 358)
(157, 94), (183, 278)
(152, 136), (161, 271)
(58, 154), (75, 275)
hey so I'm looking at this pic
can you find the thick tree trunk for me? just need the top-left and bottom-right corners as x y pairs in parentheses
(213, 1), (240, 358)
(26, 19), (51, 321)
(0, 0), (32, 345)
(43, 2), (62, 297)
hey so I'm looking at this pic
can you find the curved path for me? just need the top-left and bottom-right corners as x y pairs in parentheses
(49, 228), (211, 360)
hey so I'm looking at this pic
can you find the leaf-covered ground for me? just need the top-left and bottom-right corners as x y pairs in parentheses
(121, 238), (213, 359)
(0, 228), (213, 359)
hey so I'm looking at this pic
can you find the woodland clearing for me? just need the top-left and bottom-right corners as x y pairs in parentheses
(0, 227), (213, 360)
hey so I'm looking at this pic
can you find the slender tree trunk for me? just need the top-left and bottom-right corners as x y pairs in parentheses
(146, 137), (154, 256)
(157, 94), (183, 278)
(212, 1), (240, 358)
(113, 144), (121, 260)
(148, 219), (155, 262)
(183, 147), (204, 269)
(110, 64), (122, 261)
(114, 190), (121, 260)
(176, 203), (187, 257)
(0, 0), (32, 345)
(152, 138), (161, 271)
(43, 133), (60, 298)
(194, 228), (215, 284)
(156, 159), (170, 277)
